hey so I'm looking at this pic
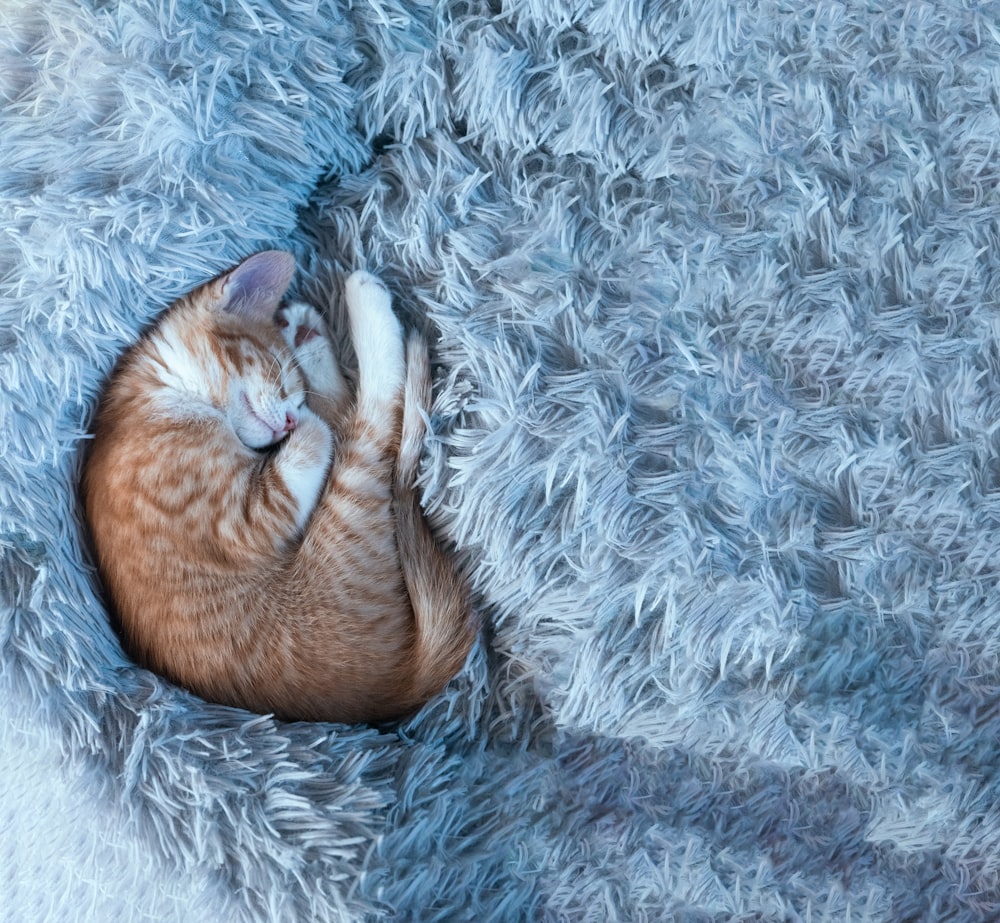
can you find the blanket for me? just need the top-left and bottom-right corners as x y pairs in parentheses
(4, 0), (1000, 919)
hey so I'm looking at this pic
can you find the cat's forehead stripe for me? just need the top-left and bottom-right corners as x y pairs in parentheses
(216, 325), (290, 366)
(150, 319), (225, 397)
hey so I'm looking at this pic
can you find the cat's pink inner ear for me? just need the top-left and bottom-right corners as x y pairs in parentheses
(218, 250), (296, 321)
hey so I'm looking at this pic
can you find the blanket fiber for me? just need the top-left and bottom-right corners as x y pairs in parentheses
(4, 0), (1000, 919)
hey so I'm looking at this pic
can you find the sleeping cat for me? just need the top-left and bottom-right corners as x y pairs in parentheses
(82, 251), (474, 723)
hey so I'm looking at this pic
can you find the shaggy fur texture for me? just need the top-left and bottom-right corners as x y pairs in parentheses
(3, 0), (1000, 919)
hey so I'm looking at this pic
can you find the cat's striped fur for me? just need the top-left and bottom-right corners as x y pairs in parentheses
(83, 251), (474, 723)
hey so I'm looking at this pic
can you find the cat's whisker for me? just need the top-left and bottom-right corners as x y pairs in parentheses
(261, 351), (286, 389)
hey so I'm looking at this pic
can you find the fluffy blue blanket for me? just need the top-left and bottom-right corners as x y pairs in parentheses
(4, 0), (1000, 919)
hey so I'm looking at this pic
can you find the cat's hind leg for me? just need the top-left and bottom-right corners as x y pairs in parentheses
(393, 333), (475, 712)
(344, 271), (405, 417)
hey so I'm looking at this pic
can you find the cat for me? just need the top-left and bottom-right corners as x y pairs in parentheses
(82, 251), (474, 723)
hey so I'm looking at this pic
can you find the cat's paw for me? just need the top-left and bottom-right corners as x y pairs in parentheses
(397, 333), (432, 482)
(276, 301), (345, 401)
(344, 271), (404, 402)
(345, 271), (392, 316)
(276, 407), (333, 531)
(277, 300), (327, 350)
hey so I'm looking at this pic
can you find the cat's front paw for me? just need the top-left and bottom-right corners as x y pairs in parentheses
(276, 407), (334, 531)
(276, 301), (344, 401)
(277, 300), (327, 349)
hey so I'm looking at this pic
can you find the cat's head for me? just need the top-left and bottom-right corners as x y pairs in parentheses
(160, 250), (308, 450)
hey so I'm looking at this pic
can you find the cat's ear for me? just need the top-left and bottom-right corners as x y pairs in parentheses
(216, 250), (296, 321)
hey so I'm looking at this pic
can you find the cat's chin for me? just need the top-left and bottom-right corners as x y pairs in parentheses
(237, 424), (291, 451)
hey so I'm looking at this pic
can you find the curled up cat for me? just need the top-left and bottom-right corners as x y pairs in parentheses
(82, 251), (474, 723)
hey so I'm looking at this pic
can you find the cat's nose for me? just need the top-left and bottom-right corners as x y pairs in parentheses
(282, 411), (297, 434)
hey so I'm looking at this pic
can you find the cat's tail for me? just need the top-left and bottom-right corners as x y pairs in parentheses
(394, 333), (476, 709)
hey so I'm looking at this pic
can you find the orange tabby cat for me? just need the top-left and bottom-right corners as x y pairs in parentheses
(83, 251), (474, 723)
